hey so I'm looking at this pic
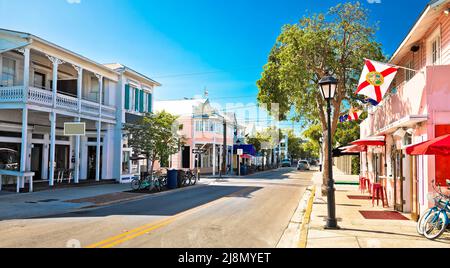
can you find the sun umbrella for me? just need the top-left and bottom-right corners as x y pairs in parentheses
(406, 134), (450, 155)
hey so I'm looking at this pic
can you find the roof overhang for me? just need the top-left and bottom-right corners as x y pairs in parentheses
(374, 115), (428, 136)
(390, 0), (448, 64)
(0, 33), (31, 53)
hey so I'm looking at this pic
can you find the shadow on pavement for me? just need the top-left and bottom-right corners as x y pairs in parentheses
(34, 185), (262, 219)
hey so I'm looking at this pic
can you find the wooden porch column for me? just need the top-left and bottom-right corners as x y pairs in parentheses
(47, 55), (64, 186)
(73, 65), (83, 184)
(18, 47), (30, 189)
(95, 74), (103, 181)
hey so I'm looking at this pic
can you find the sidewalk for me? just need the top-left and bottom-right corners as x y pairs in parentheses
(305, 170), (450, 248)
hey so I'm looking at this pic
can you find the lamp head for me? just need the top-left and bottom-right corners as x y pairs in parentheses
(319, 74), (338, 100)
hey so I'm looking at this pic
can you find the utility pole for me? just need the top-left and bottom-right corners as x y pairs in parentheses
(222, 117), (227, 175)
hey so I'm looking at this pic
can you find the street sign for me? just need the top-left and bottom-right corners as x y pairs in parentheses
(193, 149), (206, 154)
(64, 122), (86, 136)
(237, 149), (244, 156)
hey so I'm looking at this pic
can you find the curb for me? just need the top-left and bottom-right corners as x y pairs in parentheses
(276, 185), (314, 248)
(298, 185), (316, 248)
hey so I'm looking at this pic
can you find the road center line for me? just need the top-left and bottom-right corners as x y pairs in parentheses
(85, 187), (253, 248)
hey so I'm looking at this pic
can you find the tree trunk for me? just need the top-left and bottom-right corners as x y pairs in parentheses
(321, 136), (330, 196)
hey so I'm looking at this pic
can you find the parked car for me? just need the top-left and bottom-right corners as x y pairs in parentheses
(281, 159), (292, 167)
(297, 160), (310, 171)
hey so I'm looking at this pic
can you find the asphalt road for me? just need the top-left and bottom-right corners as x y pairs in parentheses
(0, 168), (313, 248)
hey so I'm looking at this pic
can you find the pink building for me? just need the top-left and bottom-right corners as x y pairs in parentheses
(360, 0), (450, 220)
(154, 98), (243, 174)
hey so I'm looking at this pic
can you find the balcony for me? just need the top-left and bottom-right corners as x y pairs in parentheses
(0, 86), (116, 122)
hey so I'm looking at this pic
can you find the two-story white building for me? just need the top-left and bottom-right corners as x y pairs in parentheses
(0, 29), (160, 191)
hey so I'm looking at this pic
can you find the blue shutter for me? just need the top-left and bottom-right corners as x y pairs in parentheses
(139, 90), (144, 112)
(124, 84), (130, 110)
(134, 88), (139, 112)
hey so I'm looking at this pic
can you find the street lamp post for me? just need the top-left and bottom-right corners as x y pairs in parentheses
(319, 73), (339, 230)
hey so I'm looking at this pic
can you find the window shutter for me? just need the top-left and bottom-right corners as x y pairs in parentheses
(148, 93), (152, 113)
(134, 88), (139, 112)
(139, 90), (144, 112)
(124, 84), (130, 110)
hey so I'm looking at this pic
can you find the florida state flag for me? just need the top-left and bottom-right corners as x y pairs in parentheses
(348, 107), (362, 121)
(356, 59), (398, 103)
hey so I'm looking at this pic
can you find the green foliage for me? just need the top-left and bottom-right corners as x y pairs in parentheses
(352, 156), (361, 175)
(124, 111), (181, 172)
(257, 1), (384, 134)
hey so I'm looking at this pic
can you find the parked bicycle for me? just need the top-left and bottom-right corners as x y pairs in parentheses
(181, 169), (197, 187)
(131, 172), (163, 192)
(417, 180), (450, 240)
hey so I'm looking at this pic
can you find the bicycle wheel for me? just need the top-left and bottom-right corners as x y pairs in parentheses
(424, 211), (447, 240)
(191, 173), (198, 185)
(417, 208), (435, 235)
(131, 179), (141, 191)
(147, 177), (155, 192)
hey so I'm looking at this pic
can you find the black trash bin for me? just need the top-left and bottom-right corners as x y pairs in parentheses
(167, 169), (178, 189)
(176, 170), (185, 188)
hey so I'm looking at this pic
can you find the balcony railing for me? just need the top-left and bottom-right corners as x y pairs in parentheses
(0, 86), (116, 121)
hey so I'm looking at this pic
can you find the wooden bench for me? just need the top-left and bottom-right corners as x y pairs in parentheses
(0, 170), (35, 193)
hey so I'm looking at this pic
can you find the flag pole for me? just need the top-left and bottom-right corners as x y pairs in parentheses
(363, 58), (422, 73)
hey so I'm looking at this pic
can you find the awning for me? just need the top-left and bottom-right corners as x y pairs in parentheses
(406, 134), (450, 155)
(341, 145), (367, 153)
(240, 154), (252, 159)
(351, 136), (385, 146)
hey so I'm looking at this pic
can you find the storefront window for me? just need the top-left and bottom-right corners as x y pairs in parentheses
(122, 151), (130, 174)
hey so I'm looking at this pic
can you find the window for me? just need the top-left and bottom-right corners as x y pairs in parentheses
(405, 61), (414, 82)
(1, 57), (16, 86)
(195, 121), (204, 132)
(427, 28), (441, 66)
(33, 72), (46, 89)
(431, 36), (441, 65)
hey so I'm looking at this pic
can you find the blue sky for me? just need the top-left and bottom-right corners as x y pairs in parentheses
(0, 0), (429, 132)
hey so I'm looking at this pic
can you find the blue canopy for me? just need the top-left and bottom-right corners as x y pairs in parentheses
(233, 144), (256, 156)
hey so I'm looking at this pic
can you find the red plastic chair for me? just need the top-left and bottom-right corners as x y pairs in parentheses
(359, 177), (370, 194)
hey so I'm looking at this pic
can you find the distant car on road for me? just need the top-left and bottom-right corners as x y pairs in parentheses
(297, 160), (310, 171)
(281, 159), (292, 167)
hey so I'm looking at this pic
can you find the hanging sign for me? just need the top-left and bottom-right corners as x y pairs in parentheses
(64, 122), (86, 136)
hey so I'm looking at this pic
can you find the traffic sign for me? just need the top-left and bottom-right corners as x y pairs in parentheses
(193, 149), (206, 154)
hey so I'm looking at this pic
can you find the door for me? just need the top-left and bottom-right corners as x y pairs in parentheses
(87, 146), (102, 180)
(393, 150), (404, 212)
(31, 144), (43, 180)
(411, 155), (420, 221)
(182, 146), (190, 169)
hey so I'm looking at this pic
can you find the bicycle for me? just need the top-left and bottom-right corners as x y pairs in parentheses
(420, 181), (450, 240)
(131, 173), (163, 192)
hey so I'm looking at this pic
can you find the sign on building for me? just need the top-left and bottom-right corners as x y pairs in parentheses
(64, 122), (86, 136)
(237, 149), (244, 156)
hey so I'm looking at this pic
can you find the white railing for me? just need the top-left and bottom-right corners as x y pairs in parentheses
(81, 100), (100, 116)
(28, 87), (53, 107)
(0, 86), (24, 103)
(101, 105), (116, 119)
(0, 86), (116, 122)
(56, 93), (78, 112)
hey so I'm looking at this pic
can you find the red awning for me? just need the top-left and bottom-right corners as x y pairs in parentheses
(240, 154), (252, 159)
(351, 136), (385, 146)
(406, 134), (450, 155)
(341, 145), (367, 153)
